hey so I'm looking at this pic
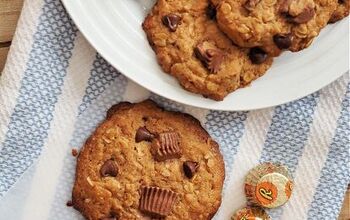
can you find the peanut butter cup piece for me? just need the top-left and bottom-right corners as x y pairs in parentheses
(151, 131), (182, 161)
(195, 42), (224, 73)
(139, 186), (178, 217)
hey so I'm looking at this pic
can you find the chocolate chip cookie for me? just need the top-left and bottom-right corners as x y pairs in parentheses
(72, 100), (225, 220)
(142, 0), (273, 101)
(214, 0), (338, 56)
(329, 0), (349, 23)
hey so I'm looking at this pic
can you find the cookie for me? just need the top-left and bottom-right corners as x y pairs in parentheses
(214, 0), (338, 56)
(142, 0), (273, 101)
(72, 100), (225, 220)
(329, 0), (349, 23)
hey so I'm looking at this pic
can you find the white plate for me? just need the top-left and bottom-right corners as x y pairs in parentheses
(61, 0), (349, 111)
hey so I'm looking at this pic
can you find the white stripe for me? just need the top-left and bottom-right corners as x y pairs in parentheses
(0, 0), (44, 146)
(20, 33), (96, 220)
(183, 106), (209, 124)
(281, 74), (348, 220)
(215, 108), (274, 219)
(123, 80), (151, 102)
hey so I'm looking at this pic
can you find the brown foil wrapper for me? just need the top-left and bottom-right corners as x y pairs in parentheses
(151, 132), (182, 161)
(231, 207), (271, 220)
(139, 186), (178, 218)
(245, 162), (294, 208)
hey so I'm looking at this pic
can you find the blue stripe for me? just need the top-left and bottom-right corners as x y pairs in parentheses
(0, 0), (78, 197)
(79, 53), (122, 114)
(259, 92), (320, 218)
(48, 55), (127, 219)
(307, 83), (350, 220)
(205, 110), (248, 188)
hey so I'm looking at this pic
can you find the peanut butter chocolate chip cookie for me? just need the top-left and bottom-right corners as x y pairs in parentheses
(72, 100), (225, 220)
(329, 0), (349, 23)
(142, 0), (273, 101)
(214, 0), (338, 56)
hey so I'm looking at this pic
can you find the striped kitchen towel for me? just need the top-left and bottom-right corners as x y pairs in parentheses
(0, 0), (349, 219)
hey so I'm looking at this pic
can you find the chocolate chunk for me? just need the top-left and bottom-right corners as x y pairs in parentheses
(151, 131), (182, 161)
(183, 161), (199, 179)
(273, 34), (292, 49)
(136, 127), (155, 143)
(244, 0), (262, 11)
(207, 3), (217, 20)
(100, 159), (119, 177)
(139, 186), (178, 217)
(162, 14), (181, 32)
(248, 47), (268, 64)
(290, 7), (315, 23)
(195, 42), (225, 73)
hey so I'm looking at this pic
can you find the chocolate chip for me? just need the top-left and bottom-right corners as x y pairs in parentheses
(248, 47), (268, 64)
(162, 14), (181, 32)
(273, 34), (292, 49)
(135, 127), (155, 143)
(195, 42), (225, 73)
(183, 161), (199, 178)
(100, 159), (118, 177)
(207, 3), (216, 19)
(244, 0), (262, 11)
(289, 7), (315, 24)
(66, 200), (73, 207)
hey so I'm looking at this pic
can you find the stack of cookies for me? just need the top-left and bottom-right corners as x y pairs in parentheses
(142, 0), (349, 101)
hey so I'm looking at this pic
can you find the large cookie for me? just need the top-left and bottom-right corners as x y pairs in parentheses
(214, 0), (338, 56)
(329, 0), (349, 23)
(72, 100), (225, 220)
(142, 0), (273, 101)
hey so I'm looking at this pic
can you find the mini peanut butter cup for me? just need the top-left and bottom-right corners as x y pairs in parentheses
(139, 186), (178, 218)
(231, 207), (270, 220)
(245, 162), (294, 208)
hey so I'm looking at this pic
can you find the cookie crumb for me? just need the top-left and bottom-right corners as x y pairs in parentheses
(66, 200), (73, 207)
(71, 148), (78, 157)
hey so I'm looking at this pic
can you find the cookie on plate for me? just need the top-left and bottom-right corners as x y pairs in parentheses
(142, 0), (273, 101)
(329, 0), (349, 23)
(213, 0), (338, 56)
(72, 100), (225, 220)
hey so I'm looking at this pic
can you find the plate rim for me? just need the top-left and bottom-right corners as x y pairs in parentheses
(61, 0), (349, 111)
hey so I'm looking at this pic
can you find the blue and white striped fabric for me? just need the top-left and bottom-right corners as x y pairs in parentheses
(0, 0), (348, 219)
